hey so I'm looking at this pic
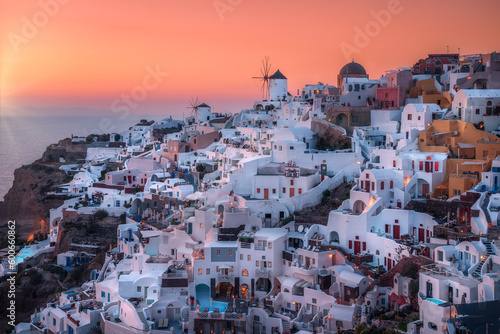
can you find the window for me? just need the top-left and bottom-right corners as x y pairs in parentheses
(258, 240), (263, 246)
(381, 181), (384, 190)
(248, 255), (251, 261)
(206, 269), (210, 274)
(256, 261), (260, 266)
(372, 182), (375, 191)
(349, 240), (352, 249)
(476, 108), (480, 115)
(393, 160), (396, 167)
(200, 223), (204, 228)
(283, 187), (286, 193)
(240, 254), (243, 260)
(268, 262), (272, 268)
(435, 161), (439, 171)
(419, 161), (423, 171)
(216, 250), (221, 256)
(312, 298), (317, 304)
(269, 242), (272, 249)
(299, 188), (302, 194)
(198, 269), (202, 275)
(385, 224), (390, 233)
(229, 250), (233, 256)
(257, 188), (261, 193)
(437, 250), (443, 261)
(390, 181), (393, 189)
(242, 269), (248, 276)
(408, 114), (412, 120)
(290, 146), (294, 150)
(272, 189), (276, 194)
(290, 180), (294, 186)
(101, 291), (105, 298)
(362, 242), (366, 251)
(137, 286), (141, 292)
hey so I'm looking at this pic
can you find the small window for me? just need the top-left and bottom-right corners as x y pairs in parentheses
(290, 180), (294, 186)
(256, 261), (260, 266)
(272, 189), (276, 194)
(283, 187), (286, 193)
(206, 268), (210, 274)
(257, 188), (261, 193)
(408, 114), (412, 120)
(476, 108), (480, 115)
(269, 242), (272, 249)
(390, 181), (393, 189)
(137, 286), (141, 292)
(385, 224), (390, 233)
(242, 269), (248, 276)
(381, 181), (384, 190)
(240, 254), (243, 260)
(248, 255), (251, 261)
(198, 269), (202, 275)
(290, 146), (294, 150)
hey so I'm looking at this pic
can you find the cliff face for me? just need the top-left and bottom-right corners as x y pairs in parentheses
(0, 163), (67, 238)
(41, 138), (87, 163)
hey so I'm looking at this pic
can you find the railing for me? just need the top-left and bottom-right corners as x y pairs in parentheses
(218, 273), (233, 282)
(255, 268), (270, 278)
(449, 173), (479, 180)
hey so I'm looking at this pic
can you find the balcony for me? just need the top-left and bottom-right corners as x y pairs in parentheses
(255, 268), (270, 278)
(218, 273), (233, 282)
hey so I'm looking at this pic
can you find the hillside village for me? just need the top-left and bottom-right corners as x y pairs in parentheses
(6, 52), (500, 334)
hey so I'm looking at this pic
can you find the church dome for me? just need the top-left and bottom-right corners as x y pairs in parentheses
(339, 61), (367, 76)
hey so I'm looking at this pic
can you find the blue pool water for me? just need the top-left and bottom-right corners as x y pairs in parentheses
(196, 284), (227, 312)
(427, 298), (446, 305)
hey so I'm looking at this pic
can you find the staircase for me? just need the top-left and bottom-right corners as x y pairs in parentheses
(137, 310), (150, 332)
(484, 240), (496, 256)
(471, 240), (496, 281)
(471, 258), (487, 281)
(187, 310), (197, 334)
(282, 319), (291, 334)
(481, 193), (492, 226)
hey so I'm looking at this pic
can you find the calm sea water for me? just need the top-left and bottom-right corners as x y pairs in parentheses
(0, 113), (162, 201)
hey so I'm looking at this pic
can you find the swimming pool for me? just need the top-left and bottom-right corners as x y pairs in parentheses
(426, 298), (446, 305)
(196, 284), (227, 312)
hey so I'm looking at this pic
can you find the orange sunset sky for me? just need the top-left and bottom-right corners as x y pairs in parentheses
(1, 0), (500, 116)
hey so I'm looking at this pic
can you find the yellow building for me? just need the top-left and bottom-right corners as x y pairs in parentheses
(409, 78), (453, 109)
(419, 120), (498, 198)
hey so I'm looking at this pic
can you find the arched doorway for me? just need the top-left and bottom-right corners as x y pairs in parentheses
(352, 200), (366, 215)
(215, 282), (234, 299)
(330, 231), (340, 243)
(336, 113), (348, 126)
(256, 278), (271, 294)
(240, 284), (250, 299)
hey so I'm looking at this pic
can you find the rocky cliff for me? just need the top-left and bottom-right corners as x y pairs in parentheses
(0, 162), (67, 239)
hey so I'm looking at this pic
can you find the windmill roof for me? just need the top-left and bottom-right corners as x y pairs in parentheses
(270, 69), (287, 80)
(197, 103), (210, 108)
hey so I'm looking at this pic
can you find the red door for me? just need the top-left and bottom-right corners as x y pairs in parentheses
(264, 188), (269, 199)
(393, 225), (400, 239)
(365, 181), (370, 192)
(422, 184), (429, 197)
(425, 161), (433, 173)
(418, 228), (425, 242)
(354, 241), (361, 255)
(387, 258), (392, 270)
(290, 188), (295, 197)
(128, 176), (132, 184)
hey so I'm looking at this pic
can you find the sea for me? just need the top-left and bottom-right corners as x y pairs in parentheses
(0, 113), (164, 201)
